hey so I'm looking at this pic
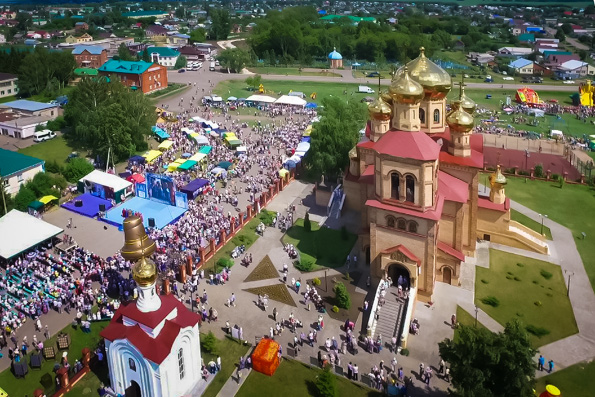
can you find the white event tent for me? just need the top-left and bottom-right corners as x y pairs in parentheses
(274, 95), (307, 107)
(245, 94), (276, 103)
(0, 210), (63, 259)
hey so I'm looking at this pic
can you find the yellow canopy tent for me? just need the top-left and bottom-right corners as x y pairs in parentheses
(167, 159), (186, 171)
(303, 125), (313, 136)
(158, 140), (174, 150)
(39, 195), (59, 205)
(279, 169), (289, 178)
(143, 150), (162, 163)
(189, 153), (207, 162)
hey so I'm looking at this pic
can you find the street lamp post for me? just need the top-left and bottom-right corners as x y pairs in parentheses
(565, 270), (574, 298)
(539, 214), (548, 235)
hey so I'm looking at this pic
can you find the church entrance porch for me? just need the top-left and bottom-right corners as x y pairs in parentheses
(387, 262), (411, 290)
(125, 381), (141, 397)
(443, 267), (452, 284)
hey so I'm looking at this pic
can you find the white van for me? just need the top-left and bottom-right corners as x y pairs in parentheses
(34, 130), (56, 142)
(358, 85), (375, 94)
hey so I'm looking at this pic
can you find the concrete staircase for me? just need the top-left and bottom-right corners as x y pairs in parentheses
(509, 225), (548, 248)
(372, 287), (405, 339)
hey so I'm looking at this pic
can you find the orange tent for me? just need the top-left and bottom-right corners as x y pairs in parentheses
(251, 338), (280, 376)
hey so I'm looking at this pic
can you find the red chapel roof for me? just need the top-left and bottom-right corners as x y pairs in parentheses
(437, 241), (465, 261)
(374, 130), (440, 161)
(366, 193), (444, 221)
(381, 244), (421, 266)
(438, 171), (469, 203)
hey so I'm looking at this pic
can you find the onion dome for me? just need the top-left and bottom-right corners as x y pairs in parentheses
(446, 100), (474, 134)
(368, 96), (392, 120)
(381, 91), (393, 106)
(403, 47), (452, 100)
(459, 85), (476, 114)
(389, 66), (424, 105)
(490, 165), (507, 187)
(328, 47), (342, 60)
(132, 257), (159, 287)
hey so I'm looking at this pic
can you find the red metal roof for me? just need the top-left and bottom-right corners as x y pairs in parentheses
(366, 194), (444, 221)
(357, 140), (375, 149)
(100, 294), (201, 364)
(438, 133), (484, 168)
(358, 165), (375, 185)
(477, 196), (510, 212)
(438, 171), (469, 203)
(381, 244), (421, 266)
(437, 241), (465, 261)
(374, 130), (440, 161)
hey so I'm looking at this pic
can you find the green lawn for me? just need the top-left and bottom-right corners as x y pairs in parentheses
(248, 67), (342, 78)
(534, 360), (595, 396)
(237, 358), (383, 397)
(201, 335), (250, 397)
(214, 79), (388, 105)
(475, 249), (578, 347)
(282, 218), (357, 270)
(502, 177), (595, 293)
(510, 208), (552, 240)
(0, 320), (108, 396)
(453, 305), (488, 343)
(18, 136), (78, 167)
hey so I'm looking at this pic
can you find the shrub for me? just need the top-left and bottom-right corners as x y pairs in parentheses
(534, 164), (544, 178)
(558, 178), (565, 189)
(551, 173), (560, 181)
(516, 312), (524, 317)
(332, 305), (339, 313)
(526, 324), (550, 337)
(63, 157), (94, 183)
(481, 296), (500, 307)
(341, 226), (348, 240)
(506, 275), (513, 280)
(46, 115), (67, 132)
(507, 271), (514, 276)
(534, 300), (542, 306)
(480, 279), (489, 284)
(295, 258), (314, 272)
(540, 270), (553, 280)
(400, 348), (410, 356)
(231, 233), (255, 246)
(45, 160), (63, 174)
(516, 263), (524, 267)
(344, 272), (350, 281)
(333, 282), (351, 309)
(514, 276), (522, 281)
(216, 257), (234, 271)
(201, 331), (219, 354)
(312, 277), (321, 286)
(532, 280), (539, 284)
(546, 292), (553, 297)
(304, 211), (312, 232)
(518, 170), (530, 176)
(315, 364), (337, 397)
(258, 210), (275, 226)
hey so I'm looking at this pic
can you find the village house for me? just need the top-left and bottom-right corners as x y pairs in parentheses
(98, 60), (168, 94)
(72, 45), (108, 69)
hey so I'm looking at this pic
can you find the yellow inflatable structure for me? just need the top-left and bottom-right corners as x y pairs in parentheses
(579, 80), (594, 107)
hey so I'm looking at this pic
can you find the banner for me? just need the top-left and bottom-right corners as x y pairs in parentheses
(175, 191), (188, 209)
(136, 183), (148, 199)
(146, 173), (176, 206)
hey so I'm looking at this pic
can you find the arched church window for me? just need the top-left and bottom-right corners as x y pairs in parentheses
(390, 173), (400, 199)
(419, 108), (425, 123)
(387, 216), (396, 228)
(433, 109), (440, 123)
(397, 219), (407, 230)
(406, 175), (415, 203)
(178, 348), (185, 380)
(408, 221), (418, 234)
(129, 358), (136, 372)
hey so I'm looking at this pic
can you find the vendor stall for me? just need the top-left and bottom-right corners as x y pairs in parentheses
(143, 150), (162, 163)
(152, 126), (170, 141)
(180, 178), (210, 200)
(177, 160), (198, 171)
(158, 140), (174, 151)
(78, 170), (132, 203)
(199, 146), (212, 155)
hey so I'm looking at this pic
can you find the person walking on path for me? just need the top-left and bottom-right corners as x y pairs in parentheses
(44, 326), (50, 340)
(353, 363), (359, 381)
(216, 356), (221, 371)
(548, 359), (554, 373)
(391, 357), (397, 373)
(538, 355), (545, 371)
(438, 359), (445, 374)
(230, 293), (236, 307)
(273, 307), (278, 321)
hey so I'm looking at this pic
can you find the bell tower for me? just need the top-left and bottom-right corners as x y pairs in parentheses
(389, 67), (424, 132)
(368, 77), (392, 142)
(489, 166), (507, 204)
(446, 79), (475, 157)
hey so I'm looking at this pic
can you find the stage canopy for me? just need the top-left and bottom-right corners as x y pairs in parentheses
(246, 94), (276, 103)
(80, 170), (132, 193)
(0, 210), (63, 259)
(275, 95), (307, 107)
(181, 178), (209, 199)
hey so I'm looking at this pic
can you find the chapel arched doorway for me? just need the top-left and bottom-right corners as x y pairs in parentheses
(125, 380), (141, 397)
(443, 267), (452, 284)
(387, 262), (411, 289)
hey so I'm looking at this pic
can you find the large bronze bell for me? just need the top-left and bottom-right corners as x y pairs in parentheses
(120, 216), (156, 262)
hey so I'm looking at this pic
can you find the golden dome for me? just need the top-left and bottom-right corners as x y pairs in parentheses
(368, 96), (392, 120)
(132, 257), (158, 287)
(120, 216), (156, 262)
(446, 100), (474, 133)
(458, 84), (476, 114)
(403, 47), (452, 100)
(389, 66), (424, 104)
(381, 91), (393, 106)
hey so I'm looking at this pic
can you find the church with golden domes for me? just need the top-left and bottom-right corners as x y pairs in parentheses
(343, 48), (548, 302)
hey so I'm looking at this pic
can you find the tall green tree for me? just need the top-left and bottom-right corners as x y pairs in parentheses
(217, 48), (250, 73)
(141, 49), (151, 63)
(117, 43), (134, 61)
(438, 319), (535, 397)
(18, 47), (76, 97)
(174, 55), (187, 70)
(210, 9), (231, 40)
(189, 27), (206, 43)
(307, 97), (366, 181)
(315, 365), (337, 397)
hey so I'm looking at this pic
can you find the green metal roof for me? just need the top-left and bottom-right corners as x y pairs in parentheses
(74, 68), (98, 76)
(320, 15), (376, 23)
(98, 59), (153, 75)
(123, 10), (167, 17)
(146, 47), (180, 57)
(543, 50), (572, 57)
(0, 148), (44, 178)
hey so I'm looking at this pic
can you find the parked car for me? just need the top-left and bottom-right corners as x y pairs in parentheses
(178, 68), (186, 73)
(66, 152), (79, 162)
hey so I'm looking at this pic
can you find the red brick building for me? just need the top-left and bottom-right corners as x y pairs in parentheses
(97, 59), (167, 94)
(72, 45), (108, 69)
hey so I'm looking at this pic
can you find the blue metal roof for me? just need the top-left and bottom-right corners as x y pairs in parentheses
(508, 58), (533, 68)
(72, 45), (104, 55)
(1, 100), (57, 112)
(328, 48), (342, 60)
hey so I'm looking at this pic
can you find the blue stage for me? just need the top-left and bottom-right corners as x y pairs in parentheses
(102, 197), (187, 230)
(62, 193), (113, 218)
